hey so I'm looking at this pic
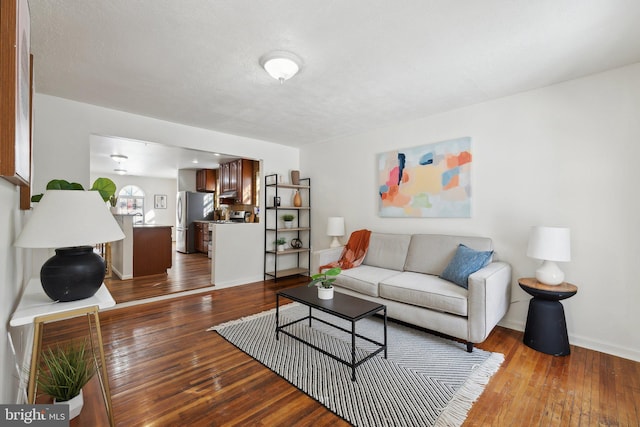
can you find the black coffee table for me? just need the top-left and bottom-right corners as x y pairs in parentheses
(276, 286), (387, 381)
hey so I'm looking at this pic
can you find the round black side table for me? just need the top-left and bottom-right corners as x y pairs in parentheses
(519, 277), (578, 356)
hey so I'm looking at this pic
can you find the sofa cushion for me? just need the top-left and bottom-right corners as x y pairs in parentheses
(379, 272), (468, 316)
(404, 234), (493, 275)
(335, 265), (403, 297)
(362, 233), (411, 271)
(440, 244), (494, 289)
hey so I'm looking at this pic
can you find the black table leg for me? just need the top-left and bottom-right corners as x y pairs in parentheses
(351, 319), (356, 381)
(383, 307), (388, 359)
(275, 294), (280, 341)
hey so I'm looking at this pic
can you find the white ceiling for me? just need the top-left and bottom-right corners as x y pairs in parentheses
(30, 0), (640, 175)
(89, 135), (240, 179)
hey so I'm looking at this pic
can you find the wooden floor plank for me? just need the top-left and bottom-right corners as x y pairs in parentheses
(36, 256), (639, 426)
(105, 248), (212, 303)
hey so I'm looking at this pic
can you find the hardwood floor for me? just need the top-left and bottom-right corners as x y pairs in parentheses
(40, 257), (639, 426)
(105, 248), (212, 304)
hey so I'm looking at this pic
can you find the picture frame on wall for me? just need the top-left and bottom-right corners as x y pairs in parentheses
(377, 137), (472, 218)
(154, 194), (167, 209)
(0, 0), (31, 187)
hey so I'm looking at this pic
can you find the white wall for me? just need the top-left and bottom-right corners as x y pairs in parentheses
(29, 93), (299, 278)
(90, 172), (178, 239)
(301, 63), (640, 362)
(32, 94), (299, 194)
(0, 94), (301, 401)
(0, 182), (28, 403)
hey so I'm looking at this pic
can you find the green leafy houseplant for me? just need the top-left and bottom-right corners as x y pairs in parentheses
(91, 177), (117, 203)
(274, 237), (287, 245)
(37, 339), (95, 402)
(31, 178), (117, 203)
(281, 214), (295, 222)
(308, 267), (342, 289)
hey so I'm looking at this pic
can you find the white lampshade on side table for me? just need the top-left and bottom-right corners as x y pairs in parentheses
(14, 190), (125, 301)
(526, 226), (571, 285)
(326, 217), (345, 248)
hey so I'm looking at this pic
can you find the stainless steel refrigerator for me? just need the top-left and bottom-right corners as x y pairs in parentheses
(176, 191), (214, 253)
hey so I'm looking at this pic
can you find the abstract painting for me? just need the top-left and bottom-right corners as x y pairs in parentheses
(378, 137), (472, 218)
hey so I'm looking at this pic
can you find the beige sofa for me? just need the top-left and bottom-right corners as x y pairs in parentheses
(311, 233), (512, 351)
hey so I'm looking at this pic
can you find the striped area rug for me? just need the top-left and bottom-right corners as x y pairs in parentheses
(209, 303), (503, 427)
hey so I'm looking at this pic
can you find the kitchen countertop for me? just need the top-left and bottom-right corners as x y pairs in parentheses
(133, 224), (173, 228)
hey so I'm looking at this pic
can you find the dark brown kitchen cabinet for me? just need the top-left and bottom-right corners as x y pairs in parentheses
(194, 222), (206, 253)
(133, 226), (172, 277)
(220, 162), (231, 192)
(196, 169), (216, 193)
(219, 159), (256, 204)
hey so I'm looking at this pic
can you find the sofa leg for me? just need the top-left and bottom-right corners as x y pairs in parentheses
(466, 342), (473, 353)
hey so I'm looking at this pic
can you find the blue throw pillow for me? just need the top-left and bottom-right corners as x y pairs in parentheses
(440, 244), (494, 289)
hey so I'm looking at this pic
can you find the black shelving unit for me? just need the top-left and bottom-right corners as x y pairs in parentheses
(264, 173), (311, 280)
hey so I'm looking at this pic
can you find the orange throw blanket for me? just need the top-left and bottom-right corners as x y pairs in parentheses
(319, 229), (372, 272)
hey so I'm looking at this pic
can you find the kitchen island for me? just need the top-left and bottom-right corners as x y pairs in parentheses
(133, 225), (172, 277)
(210, 222), (263, 288)
(112, 214), (172, 278)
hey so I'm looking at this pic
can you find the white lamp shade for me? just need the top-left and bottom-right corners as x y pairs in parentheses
(14, 190), (125, 248)
(526, 226), (571, 262)
(326, 217), (345, 237)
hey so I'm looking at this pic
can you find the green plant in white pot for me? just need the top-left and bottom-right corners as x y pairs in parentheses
(274, 237), (287, 251)
(308, 267), (341, 300)
(281, 214), (295, 229)
(38, 339), (95, 420)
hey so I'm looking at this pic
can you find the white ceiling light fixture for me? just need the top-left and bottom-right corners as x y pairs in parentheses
(260, 51), (302, 84)
(110, 154), (128, 162)
(114, 165), (127, 175)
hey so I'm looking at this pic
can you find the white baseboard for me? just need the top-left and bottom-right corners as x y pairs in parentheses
(212, 275), (264, 289)
(498, 319), (639, 362)
(110, 266), (132, 280)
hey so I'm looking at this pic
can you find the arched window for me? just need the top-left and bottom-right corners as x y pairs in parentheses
(117, 185), (145, 224)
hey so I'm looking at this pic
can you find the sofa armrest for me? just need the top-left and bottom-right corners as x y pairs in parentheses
(467, 261), (512, 343)
(310, 247), (343, 274)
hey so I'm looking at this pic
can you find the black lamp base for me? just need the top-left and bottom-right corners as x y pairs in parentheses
(40, 246), (106, 302)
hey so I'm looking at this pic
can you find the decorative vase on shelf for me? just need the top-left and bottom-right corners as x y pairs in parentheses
(293, 190), (302, 207)
(291, 170), (300, 185)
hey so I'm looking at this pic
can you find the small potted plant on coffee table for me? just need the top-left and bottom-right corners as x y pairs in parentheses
(308, 267), (341, 300)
